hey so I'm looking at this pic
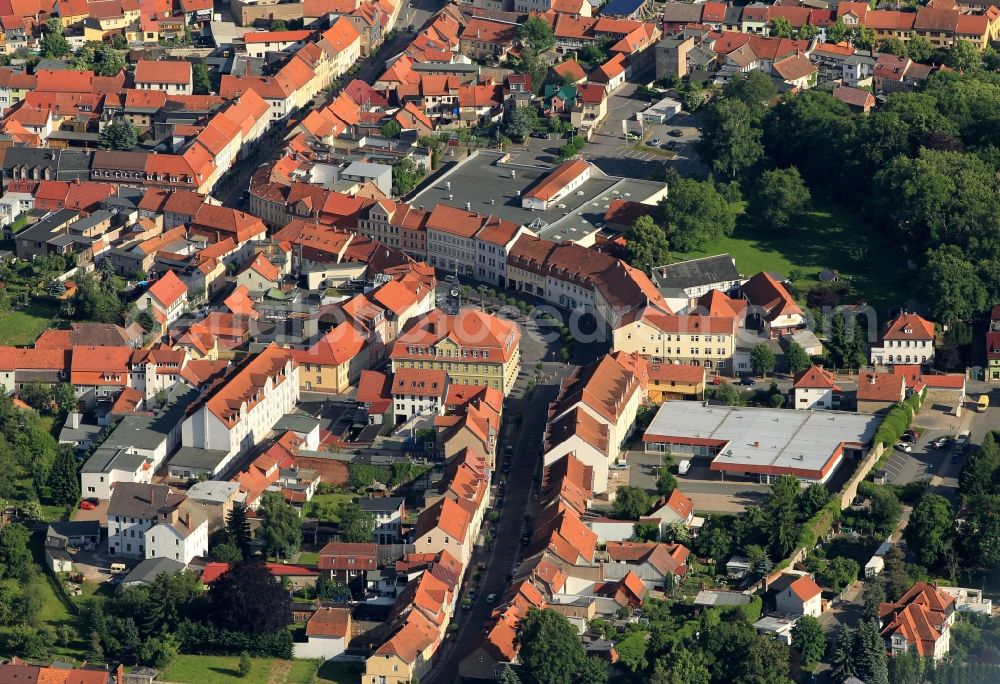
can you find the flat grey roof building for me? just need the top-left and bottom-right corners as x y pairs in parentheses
(167, 447), (230, 475)
(693, 590), (754, 607)
(186, 480), (241, 505)
(643, 403), (881, 484)
(274, 413), (321, 435)
(410, 150), (666, 244)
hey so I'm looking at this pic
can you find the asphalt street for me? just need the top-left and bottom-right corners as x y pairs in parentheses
(424, 364), (574, 684)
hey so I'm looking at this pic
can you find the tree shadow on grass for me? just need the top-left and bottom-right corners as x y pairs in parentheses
(208, 667), (241, 678)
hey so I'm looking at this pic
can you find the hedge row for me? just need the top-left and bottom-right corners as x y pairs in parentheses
(176, 621), (293, 659)
(872, 389), (925, 447)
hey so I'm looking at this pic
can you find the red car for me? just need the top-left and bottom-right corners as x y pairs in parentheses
(79, 499), (97, 510)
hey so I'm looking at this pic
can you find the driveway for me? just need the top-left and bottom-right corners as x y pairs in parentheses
(66, 547), (118, 583)
(625, 450), (769, 513)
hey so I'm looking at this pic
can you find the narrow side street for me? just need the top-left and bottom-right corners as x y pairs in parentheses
(423, 363), (571, 683)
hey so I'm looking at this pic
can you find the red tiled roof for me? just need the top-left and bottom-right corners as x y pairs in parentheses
(317, 542), (377, 570)
(741, 271), (803, 320)
(882, 312), (934, 341)
(393, 367), (448, 398)
(857, 371), (905, 403)
(146, 269), (187, 310)
(793, 365), (840, 390)
(789, 575), (822, 601)
(134, 59), (191, 85)
(306, 606), (351, 638)
(553, 59), (586, 82)
(833, 85), (875, 109)
(415, 496), (470, 542)
(204, 344), (294, 427)
(525, 159), (590, 202)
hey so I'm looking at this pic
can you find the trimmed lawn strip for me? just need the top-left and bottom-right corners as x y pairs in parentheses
(162, 655), (322, 684)
(0, 300), (59, 346)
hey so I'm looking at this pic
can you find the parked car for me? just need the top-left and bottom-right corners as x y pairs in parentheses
(739, 376), (756, 386)
(530, 130), (548, 138)
(900, 433), (915, 443)
(668, 128), (684, 137)
(486, 593), (497, 604)
(647, 138), (661, 147)
(79, 499), (97, 510)
(663, 140), (677, 150)
(956, 431), (971, 450)
(951, 454), (960, 465)
(895, 442), (912, 453)
(462, 598), (472, 610)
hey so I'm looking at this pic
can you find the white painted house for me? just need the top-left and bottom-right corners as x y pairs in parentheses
(773, 574), (823, 618)
(145, 503), (208, 565)
(181, 345), (299, 469)
(870, 312), (935, 366)
(541, 353), (646, 494)
(107, 483), (186, 558)
(791, 365), (840, 410)
(390, 367), (448, 422)
(135, 269), (188, 328)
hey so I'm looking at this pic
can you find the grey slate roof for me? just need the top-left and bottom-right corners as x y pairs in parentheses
(82, 446), (147, 476)
(2, 148), (92, 182)
(660, 2), (703, 22)
(107, 482), (185, 519)
(653, 253), (742, 290)
(47, 520), (100, 542)
(122, 557), (187, 585)
(358, 496), (404, 513)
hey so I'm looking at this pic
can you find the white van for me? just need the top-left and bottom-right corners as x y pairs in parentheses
(678, 459), (691, 475)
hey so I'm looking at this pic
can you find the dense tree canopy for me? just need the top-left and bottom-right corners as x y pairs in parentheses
(624, 215), (670, 274)
(207, 561), (292, 633)
(660, 177), (735, 252)
(257, 492), (301, 559)
(338, 503), (376, 543)
(750, 166), (811, 231)
(99, 121), (138, 151)
(515, 608), (586, 684)
(904, 493), (953, 568)
(611, 486), (652, 520)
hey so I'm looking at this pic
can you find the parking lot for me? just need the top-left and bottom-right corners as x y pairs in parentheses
(880, 429), (946, 486)
(504, 83), (708, 181)
(625, 450), (770, 513)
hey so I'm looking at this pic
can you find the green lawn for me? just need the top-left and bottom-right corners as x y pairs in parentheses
(296, 551), (319, 565)
(676, 201), (906, 315)
(304, 493), (357, 523)
(162, 656), (321, 684)
(0, 300), (59, 345)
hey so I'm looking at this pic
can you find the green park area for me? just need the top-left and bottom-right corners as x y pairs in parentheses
(678, 200), (907, 316)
